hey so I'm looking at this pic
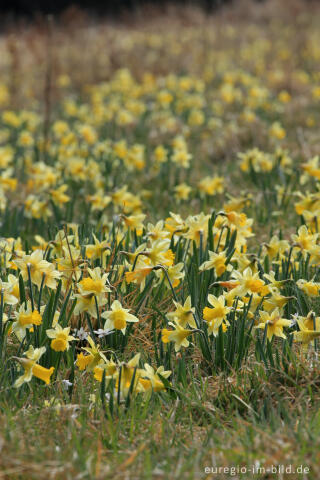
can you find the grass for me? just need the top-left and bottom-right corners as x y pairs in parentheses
(2, 359), (320, 479)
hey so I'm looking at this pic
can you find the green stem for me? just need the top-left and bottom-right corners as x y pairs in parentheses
(27, 264), (35, 311)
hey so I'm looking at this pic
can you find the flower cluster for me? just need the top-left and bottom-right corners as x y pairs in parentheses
(1, 7), (320, 413)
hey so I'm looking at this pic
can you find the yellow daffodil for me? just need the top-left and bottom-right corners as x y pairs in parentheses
(167, 296), (196, 328)
(255, 308), (291, 341)
(46, 324), (76, 352)
(101, 300), (139, 334)
(161, 321), (194, 352)
(14, 346), (54, 388)
(203, 294), (231, 336)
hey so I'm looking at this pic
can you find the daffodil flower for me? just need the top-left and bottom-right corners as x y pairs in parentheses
(101, 300), (139, 334)
(162, 321), (194, 352)
(255, 308), (291, 341)
(167, 296), (196, 328)
(203, 294), (231, 336)
(46, 324), (76, 352)
(14, 346), (54, 388)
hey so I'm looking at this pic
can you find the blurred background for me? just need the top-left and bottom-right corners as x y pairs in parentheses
(1, 0), (270, 18)
(0, 0), (317, 112)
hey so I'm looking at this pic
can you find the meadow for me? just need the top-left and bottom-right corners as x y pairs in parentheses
(1, 1), (320, 478)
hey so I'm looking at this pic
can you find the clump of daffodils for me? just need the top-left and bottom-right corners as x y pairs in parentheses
(2, 13), (320, 413)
